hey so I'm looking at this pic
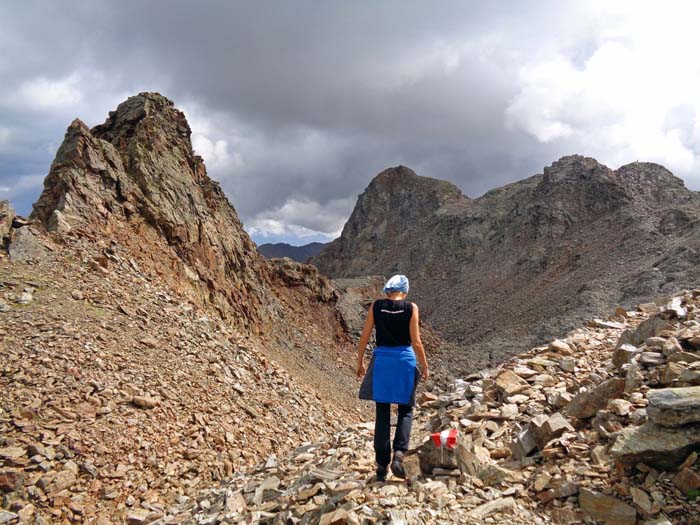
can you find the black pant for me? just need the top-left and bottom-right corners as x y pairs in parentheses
(374, 402), (413, 467)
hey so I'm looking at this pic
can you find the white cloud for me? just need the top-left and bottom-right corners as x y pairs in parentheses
(246, 219), (330, 241)
(506, 1), (700, 186)
(15, 74), (83, 110)
(245, 197), (355, 240)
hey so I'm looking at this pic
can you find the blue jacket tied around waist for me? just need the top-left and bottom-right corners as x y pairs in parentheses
(359, 345), (418, 406)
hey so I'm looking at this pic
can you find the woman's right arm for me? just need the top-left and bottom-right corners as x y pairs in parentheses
(356, 301), (375, 379)
(409, 303), (430, 381)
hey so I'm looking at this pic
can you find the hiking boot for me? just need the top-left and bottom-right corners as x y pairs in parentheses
(390, 451), (406, 479)
(376, 464), (388, 482)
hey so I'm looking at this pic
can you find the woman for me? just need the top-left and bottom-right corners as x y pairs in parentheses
(357, 274), (429, 481)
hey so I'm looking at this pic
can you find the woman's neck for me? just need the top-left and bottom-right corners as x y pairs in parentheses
(387, 293), (405, 301)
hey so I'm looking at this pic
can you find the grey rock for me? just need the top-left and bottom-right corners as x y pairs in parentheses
(8, 227), (47, 262)
(646, 386), (700, 426)
(610, 422), (700, 469)
(612, 344), (640, 370)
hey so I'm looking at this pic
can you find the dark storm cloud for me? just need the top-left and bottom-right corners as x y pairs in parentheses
(1, 1), (699, 243)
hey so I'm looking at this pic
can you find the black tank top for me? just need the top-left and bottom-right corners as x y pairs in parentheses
(373, 299), (413, 347)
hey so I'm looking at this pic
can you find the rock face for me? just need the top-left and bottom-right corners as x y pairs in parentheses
(313, 157), (700, 372)
(32, 94), (270, 330)
(258, 242), (326, 262)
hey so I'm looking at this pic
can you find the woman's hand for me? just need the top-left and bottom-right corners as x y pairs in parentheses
(420, 366), (430, 382)
(356, 360), (366, 379)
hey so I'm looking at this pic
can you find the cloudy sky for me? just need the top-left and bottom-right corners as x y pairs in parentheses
(1, 1), (700, 245)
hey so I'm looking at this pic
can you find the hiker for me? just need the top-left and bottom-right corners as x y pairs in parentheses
(357, 274), (429, 481)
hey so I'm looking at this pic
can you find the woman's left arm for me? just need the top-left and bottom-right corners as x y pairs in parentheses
(409, 303), (430, 381)
(356, 302), (375, 379)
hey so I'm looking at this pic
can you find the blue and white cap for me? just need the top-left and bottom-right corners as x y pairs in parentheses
(382, 274), (409, 294)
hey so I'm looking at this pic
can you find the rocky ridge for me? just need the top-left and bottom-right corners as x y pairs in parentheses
(0, 93), (368, 523)
(313, 159), (700, 373)
(24, 92), (358, 416)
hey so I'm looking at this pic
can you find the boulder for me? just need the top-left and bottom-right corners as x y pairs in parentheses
(509, 426), (537, 460)
(566, 378), (625, 419)
(454, 438), (519, 486)
(494, 370), (529, 396)
(659, 362), (684, 385)
(646, 386), (700, 426)
(578, 488), (636, 525)
(668, 351), (700, 364)
(8, 227), (47, 262)
(417, 434), (458, 474)
(531, 412), (574, 449)
(610, 422), (700, 469)
(612, 344), (640, 370)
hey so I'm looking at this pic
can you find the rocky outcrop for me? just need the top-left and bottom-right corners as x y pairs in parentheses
(31, 94), (269, 330)
(313, 157), (700, 373)
(27, 93), (354, 386)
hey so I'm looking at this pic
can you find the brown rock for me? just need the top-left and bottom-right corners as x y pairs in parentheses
(495, 370), (529, 396)
(509, 426), (537, 460)
(464, 497), (515, 519)
(578, 488), (636, 525)
(673, 467), (700, 494)
(566, 378), (625, 419)
(0, 469), (23, 492)
(132, 396), (158, 409)
(612, 344), (640, 370)
(532, 412), (574, 449)
(0, 200), (13, 241)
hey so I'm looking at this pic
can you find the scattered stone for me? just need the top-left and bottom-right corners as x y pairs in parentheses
(531, 412), (574, 449)
(549, 340), (573, 354)
(608, 399), (632, 416)
(612, 344), (640, 370)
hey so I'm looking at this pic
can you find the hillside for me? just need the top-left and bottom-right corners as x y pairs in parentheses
(0, 93), (365, 522)
(159, 291), (700, 524)
(313, 159), (700, 372)
(257, 242), (326, 263)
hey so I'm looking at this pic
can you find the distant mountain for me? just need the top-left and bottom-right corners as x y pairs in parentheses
(312, 159), (700, 372)
(258, 241), (327, 262)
